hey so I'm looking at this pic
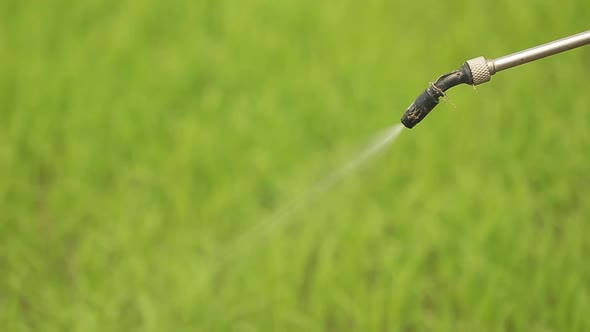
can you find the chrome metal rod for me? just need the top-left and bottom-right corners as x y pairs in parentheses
(489, 30), (590, 74)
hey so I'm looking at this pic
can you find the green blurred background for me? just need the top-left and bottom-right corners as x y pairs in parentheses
(2, 0), (590, 331)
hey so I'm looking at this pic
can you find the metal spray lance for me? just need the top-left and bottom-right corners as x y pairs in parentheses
(401, 30), (590, 128)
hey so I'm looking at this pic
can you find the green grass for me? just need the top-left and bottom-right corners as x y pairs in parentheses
(2, 0), (590, 330)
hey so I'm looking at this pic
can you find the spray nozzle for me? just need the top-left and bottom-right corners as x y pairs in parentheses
(401, 61), (483, 128)
(400, 30), (590, 128)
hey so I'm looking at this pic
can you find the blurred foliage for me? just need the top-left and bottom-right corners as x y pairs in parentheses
(1, 0), (590, 331)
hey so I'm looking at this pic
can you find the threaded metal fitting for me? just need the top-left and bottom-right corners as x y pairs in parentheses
(466, 56), (492, 85)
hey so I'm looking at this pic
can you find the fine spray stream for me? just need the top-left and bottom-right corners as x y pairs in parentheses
(401, 30), (590, 128)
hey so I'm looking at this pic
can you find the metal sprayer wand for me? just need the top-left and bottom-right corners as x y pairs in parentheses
(401, 30), (590, 128)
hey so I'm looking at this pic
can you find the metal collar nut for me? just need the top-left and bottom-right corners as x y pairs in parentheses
(466, 56), (492, 85)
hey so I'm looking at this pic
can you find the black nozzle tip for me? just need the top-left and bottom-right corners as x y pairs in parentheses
(400, 89), (439, 129)
(400, 103), (420, 129)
